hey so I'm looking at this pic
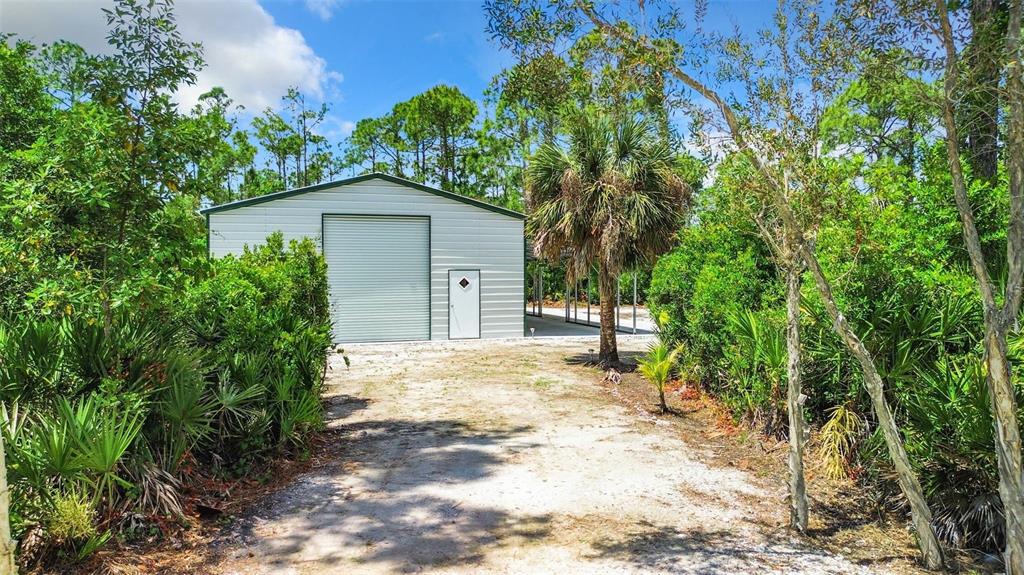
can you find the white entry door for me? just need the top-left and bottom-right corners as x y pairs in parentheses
(449, 270), (480, 339)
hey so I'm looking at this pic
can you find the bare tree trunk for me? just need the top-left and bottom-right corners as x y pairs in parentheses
(984, 325), (1024, 574)
(991, 5), (1024, 570)
(784, 245), (808, 533)
(0, 433), (17, 575)
(935, 2), (1024, 570)
(800, 250), (944, 569)
(598, 262), (619, 366)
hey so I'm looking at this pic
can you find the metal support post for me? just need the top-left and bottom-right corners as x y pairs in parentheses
(632, 272), (638, 334)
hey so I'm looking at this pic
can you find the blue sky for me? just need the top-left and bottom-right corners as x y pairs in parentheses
(263, 1), (512, 122)
(262, 0), (779, 132)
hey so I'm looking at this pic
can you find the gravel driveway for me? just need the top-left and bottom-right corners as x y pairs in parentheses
(216, 338), (889, 575)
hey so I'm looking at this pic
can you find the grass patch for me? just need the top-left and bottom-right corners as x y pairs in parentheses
(531, 376), (559, 390)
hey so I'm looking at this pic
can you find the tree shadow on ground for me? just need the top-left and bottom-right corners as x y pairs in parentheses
(217, 417), (551, 573)
(324, 394), (371, 420)
(802, 492), (924, 568)
(804, 491), (885, 538)
(563, 350), (644, 372)
(586, 521), (855, 574)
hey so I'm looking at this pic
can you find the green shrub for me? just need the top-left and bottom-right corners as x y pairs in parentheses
(649, 220), (776, 382)
(722, 309), (787, 436)
(46, 490), (96, 543)
(175, 232), (331, 469)
(646, 154), (1018, 554)
(0, 232), (332, 567)
(179, 233), (330, 364)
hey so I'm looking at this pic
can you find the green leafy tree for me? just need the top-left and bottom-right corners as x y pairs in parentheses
(0, 37), (51, 159)
(179, 87), (252, 204)
(408, 85), (478, 188)
(253, 109), (298, 186)
(344, 114), (407, 177)
(282, 87), (332, 187)
(857, 1), (1024, 570)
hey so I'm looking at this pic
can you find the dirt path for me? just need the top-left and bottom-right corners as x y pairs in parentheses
(214, 338), (890, 574)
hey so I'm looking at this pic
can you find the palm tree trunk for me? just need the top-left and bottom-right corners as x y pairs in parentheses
(598, 262), (619, 365)
(0, 432), (16, 575)
(785, 247), (808, 533)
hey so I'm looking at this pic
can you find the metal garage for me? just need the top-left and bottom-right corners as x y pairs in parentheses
(201, 173), (525, 343)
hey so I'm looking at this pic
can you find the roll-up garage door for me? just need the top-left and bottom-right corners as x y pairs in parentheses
(323, 215), (430, 343)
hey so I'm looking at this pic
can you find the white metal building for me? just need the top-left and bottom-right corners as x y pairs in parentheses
(202, 173), (525, 343)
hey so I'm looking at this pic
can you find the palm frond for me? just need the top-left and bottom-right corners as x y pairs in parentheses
(524, 108), (692, 277)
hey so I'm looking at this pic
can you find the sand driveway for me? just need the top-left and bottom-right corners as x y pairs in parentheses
(214, 338), (888, 575)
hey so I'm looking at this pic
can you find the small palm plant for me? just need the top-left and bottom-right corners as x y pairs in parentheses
(728, 309), (787, 434)
(638, 341), (681, 413)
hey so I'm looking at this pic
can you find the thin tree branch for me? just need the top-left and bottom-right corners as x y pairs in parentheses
(934, 0), (999, 311)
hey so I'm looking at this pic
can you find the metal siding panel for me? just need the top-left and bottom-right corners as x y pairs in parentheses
(323, 215), (430, 343)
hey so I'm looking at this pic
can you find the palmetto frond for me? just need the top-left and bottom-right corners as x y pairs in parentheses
(525, 110), (691, 281)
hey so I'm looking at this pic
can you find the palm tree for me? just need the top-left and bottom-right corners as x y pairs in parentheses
(637, 341), (681, 412)
(525, 111), (690, 365)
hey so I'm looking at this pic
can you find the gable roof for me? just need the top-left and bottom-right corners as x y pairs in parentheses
(199, 172), (525, 220)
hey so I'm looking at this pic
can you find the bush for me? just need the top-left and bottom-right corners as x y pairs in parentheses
(0, 232), (332, 568)
(180, 233), (330, 364)
(648, 219), (777, 383)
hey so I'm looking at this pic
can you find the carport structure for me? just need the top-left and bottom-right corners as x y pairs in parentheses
(524, 251), (655, 336)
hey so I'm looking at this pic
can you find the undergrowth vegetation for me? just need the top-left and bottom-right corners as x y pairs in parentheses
(0, 0), (339, 567)
(648, 149), (1024, 554)
(637, 342), (681, 413)
(0, 235), (332, 568)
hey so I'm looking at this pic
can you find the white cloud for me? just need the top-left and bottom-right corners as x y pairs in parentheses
(424, 31), (444, 43)
(304, 0), (341, 21)
(0, 0), (342, 112)
(319, 116), (356, 141)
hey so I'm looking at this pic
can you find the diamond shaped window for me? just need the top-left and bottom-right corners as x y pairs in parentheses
(459, 277), (470, 289)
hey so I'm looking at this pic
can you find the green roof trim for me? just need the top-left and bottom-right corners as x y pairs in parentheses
(199, 172), (525, 220)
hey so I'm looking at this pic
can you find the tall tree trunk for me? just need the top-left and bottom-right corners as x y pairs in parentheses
(784, 244), (809, 533)
(598, 262), (619, 366)
(0, 432), (16, 575)
(985, 323), (1024, 574)
(936, 2), (1024, 570)
(993, 4), (1024, 570)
